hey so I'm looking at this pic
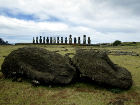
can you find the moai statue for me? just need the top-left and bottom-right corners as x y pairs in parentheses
(78, 37), (80, 44)
(50, 37), (52, 44)
(46, 37), (49, 44)
(53, 37), (56, 43)
(61, 37), (63, 44)
(36, 37), (38, 44)
(57, 37), (59, 44)
(88, 37), (91, 44)
(74, 37), (77, 44)
(52, 37), (54, 43)
(33, 37), (35, 44)
(83, 35), (86, 44)
(65, 37), (67, 44)
(69, 35), (72, 44)
(43, 37), (45, 43)
(39, 36), (42, 44)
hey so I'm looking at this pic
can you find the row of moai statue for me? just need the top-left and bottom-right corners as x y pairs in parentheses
(33, 35), (91, 44)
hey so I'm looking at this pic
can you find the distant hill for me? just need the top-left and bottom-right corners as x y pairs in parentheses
(0, 38), (10, 45)
(121, 42), (140, 46)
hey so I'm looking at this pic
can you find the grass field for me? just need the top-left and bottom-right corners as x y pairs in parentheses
(0, 45), (140, 105)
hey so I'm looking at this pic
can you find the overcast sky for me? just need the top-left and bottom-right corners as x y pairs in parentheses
(0, 0), (140, 44)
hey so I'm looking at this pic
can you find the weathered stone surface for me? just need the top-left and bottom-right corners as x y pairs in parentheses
(1, 47), (78, 85)
(72, 49), (133, 89)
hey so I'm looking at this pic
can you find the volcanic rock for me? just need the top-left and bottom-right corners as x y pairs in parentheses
(72, 49), (133, 89)
(0, 38), (10, 45)
(1, 47), (78, 85)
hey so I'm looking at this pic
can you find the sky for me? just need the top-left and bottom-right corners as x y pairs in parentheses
(0, 0), (140, 44)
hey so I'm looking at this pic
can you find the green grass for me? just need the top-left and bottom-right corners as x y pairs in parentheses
(0, 45), (140, 105)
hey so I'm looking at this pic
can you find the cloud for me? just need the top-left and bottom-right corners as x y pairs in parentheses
(0, 0), (140, 43)
(0, 15), (68, 32)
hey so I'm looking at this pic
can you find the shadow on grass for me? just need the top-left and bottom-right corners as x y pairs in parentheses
(0, 72), (131, 94)
(39, 76), (131, 94)
(65, 76), (131, 94)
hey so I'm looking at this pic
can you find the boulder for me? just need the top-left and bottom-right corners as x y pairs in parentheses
(72, 49), (133, 89)
(1, 47), (78, 85)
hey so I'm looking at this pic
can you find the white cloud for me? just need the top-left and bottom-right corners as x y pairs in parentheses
(0, 0), (140, 43)
(0, 15), (68, 33)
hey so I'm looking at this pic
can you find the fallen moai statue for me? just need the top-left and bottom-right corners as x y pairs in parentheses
(1, 47), (133, 89)
(1, 47), (78, 85)
(72, 49), (133, 89)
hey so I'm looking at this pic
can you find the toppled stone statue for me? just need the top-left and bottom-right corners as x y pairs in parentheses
(1, 47), (133, 89)
(72, 49), (133, 89)
(1, 47), (78, 85)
